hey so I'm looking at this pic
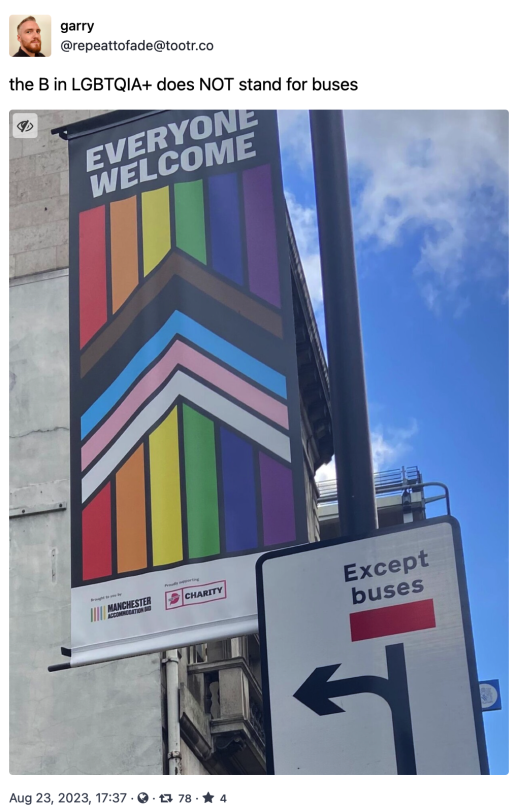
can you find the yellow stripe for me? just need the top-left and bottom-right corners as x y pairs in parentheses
(149, 407), (183, 565)
(142, 186), (171, 276)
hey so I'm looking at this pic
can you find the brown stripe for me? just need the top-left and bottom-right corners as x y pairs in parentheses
(80, 252), (283, 377)
(80, 254), (174, 377)
(175, 254), (283, 337)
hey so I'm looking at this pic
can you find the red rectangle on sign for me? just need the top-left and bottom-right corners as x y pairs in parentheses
(350, 598), (436, 641)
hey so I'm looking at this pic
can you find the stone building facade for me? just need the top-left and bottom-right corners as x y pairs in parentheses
(9, 110), (332, 775)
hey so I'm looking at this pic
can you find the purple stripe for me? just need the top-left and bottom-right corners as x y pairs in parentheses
(243, 165), (281, 307)
(259, 453), (296, 547)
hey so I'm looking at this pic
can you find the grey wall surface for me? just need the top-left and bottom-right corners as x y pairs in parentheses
(9, 269), (164, 776)
(10, 110), (164, 775)
(10, 110), (109, 280)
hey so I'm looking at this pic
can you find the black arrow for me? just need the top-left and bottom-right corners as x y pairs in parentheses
(293, 643), (417, 775)
(293, 664), (346, 715)
(294, 665), (392, 716)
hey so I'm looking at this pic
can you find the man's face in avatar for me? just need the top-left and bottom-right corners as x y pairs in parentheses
(18, 20), (42, 54)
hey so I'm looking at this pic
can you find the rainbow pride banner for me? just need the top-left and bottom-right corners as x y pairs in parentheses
(65, 110), (307, 666)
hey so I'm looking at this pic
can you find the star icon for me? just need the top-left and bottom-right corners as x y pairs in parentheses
(202, 794), (214, 804)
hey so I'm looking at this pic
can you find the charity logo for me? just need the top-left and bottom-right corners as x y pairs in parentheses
(165, 581), (227, 610)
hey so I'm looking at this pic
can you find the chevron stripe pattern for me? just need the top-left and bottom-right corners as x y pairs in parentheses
(74, 153), (302, 585)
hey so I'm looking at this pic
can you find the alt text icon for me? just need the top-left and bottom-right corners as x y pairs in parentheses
(12, 112), (38, 138)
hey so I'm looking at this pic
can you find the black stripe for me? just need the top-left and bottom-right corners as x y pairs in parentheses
(79, 273), (286, 412)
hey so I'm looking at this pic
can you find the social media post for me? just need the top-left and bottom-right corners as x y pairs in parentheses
(6, 1), (360, 102)
(5, 1), (512, 808)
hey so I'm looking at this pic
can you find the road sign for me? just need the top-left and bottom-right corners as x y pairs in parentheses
(256, 517), (488, 775)
(479, 680), (502, 711)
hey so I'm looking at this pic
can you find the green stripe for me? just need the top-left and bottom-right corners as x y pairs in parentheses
(174, 180), (207, 264)
(183, 404), (220, 558)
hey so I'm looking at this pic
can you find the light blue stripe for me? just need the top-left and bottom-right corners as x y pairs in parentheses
(81, 311), (286, 438)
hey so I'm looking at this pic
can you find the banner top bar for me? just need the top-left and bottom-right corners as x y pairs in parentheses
(52, 109), (164, 140)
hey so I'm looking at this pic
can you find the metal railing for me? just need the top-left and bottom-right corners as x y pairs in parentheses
(249, 696), (266, 746)
(317, 468), (451, 516)
(318, 466), (422, 503)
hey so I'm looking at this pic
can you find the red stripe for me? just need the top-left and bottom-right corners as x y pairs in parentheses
(79, 206), (107, 348)
(350, 599), (436, 641)
(82, 483), (112, 580)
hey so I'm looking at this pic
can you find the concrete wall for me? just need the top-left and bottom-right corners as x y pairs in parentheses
(9, 269), (164, 775)
(10, 111), (164, 775)
(10, 111), (113, 279)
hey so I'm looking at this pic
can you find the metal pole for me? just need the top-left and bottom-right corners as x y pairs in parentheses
(309, 110), (377, 539)
(165, 648), (183, 775)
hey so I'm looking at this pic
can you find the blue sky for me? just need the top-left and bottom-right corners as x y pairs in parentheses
(278, 111), (509, 774)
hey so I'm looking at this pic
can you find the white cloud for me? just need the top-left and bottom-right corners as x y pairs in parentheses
(370, 419), (419, 472)
(278, 110), (312, 167)
(315, 419), (418, 484)
(279, 111), (508, 312)
(284, 191), (323, 308)
(315, 457), (336, 484)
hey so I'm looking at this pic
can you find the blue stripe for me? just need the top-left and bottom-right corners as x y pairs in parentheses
(81, 311), (286, 438)
(220, 427), (258, 553)
(209, 174), (244, 285)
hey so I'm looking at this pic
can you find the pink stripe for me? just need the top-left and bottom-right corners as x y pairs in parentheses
(81, 341), (288, 470)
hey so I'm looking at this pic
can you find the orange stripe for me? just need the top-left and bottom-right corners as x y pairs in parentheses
(116, 443), (147, 572)
(110, 196), (139, 313)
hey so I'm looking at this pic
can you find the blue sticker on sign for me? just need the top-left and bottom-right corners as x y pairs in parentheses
(479, 679), (502, 711)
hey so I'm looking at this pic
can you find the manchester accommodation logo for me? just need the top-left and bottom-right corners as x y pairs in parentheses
(91, 605), (108, 622)
(90, 596), (152, 621)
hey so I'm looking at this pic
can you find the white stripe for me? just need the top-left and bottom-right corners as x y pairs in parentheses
(82, 371), (291, 503)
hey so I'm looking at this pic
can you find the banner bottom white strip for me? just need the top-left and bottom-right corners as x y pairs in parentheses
(70, 614), (259, 666)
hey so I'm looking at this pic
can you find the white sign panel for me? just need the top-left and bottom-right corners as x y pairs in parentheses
(257, 517), (488, 775)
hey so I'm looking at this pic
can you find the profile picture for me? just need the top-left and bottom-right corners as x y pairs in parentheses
(9, 14), (51, 56)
